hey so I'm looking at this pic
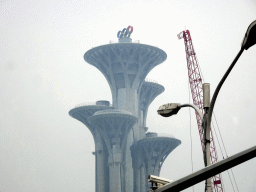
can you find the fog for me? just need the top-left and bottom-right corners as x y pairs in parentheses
(0, 0), (256, 191)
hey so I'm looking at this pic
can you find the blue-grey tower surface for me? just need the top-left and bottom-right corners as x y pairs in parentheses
(131, 132), (181, 192)
(69, 26), (181, 192)
(69, 101), (113, 192)
(131, 80), (181, 192)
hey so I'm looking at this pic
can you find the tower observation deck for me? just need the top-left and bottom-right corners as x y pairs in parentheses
(69, 26), (181, 192)
(139, 80), (165, 132)
(131, 132), (181, 191)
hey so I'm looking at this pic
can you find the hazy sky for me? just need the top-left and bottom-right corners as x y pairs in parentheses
(0, 0), (256, 191)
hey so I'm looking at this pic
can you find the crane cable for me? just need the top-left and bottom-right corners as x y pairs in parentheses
(213, 113), (240, 192)
(188, 78), (195, 192)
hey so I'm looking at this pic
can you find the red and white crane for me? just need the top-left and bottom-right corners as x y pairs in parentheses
(178, 30), (224, 192)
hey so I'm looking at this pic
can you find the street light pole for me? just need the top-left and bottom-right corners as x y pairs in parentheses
(155, 19), (256, 192)
(206, 19), (256, 148)
(202, 83), (211, 192)
(203, 48), (244, 192)
(204, 19), (256, 191)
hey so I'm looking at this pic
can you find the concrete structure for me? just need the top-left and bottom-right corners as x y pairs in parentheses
(131, 132), (181, 191)
(69, 33), (181, 192)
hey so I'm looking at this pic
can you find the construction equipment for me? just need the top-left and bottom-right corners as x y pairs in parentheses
(178, 30), (224, 192)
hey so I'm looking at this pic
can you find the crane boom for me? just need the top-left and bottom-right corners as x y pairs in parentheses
(178, 30), (224, 192)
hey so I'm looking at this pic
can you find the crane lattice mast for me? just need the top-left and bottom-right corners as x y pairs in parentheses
(178, 30), (224, 192)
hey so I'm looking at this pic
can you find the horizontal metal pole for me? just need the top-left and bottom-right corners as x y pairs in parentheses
(178, 103), (203, 121)
(154, 145), (256, 192)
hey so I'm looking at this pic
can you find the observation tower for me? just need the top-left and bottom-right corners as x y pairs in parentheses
(69, 26), (181, 192)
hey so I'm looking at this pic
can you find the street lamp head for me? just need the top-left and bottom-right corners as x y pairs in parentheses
(241, 20), (256, 50)
(157, 103), (181, 117)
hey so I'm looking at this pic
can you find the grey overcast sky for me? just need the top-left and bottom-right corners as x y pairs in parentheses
(0, 0), (256, 191)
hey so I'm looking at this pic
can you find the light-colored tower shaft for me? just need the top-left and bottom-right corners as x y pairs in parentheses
(88, 110), (137, 192)
(69, 102), (112, 192)
(131, 132), (181, 192)
(84, 37), (167, 191)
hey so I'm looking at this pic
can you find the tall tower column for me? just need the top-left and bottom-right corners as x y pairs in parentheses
(108, 152), (122, 192)
(140, 165), (146, 192)
(69, 102), (113, 192)
(131, 144), (142, 192)
(93, 129), (108, 192)
(88, 109), (138, 192)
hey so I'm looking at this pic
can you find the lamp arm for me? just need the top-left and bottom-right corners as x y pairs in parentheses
(179, 103), (203, 121)
(206, 47), (244, 133)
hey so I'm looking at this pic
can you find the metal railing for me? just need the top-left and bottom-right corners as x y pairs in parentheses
(146, 133), (175, 138)
(75, 102), (113, 108)
(94, 109), (133, 116)
(109, 40), (140, 44)
(157, 133), (175, 138)
(145, 78), (158, 84)
(75, 102), (96, 108)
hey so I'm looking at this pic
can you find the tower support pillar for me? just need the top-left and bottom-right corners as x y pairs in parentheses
(133, 166), (140, 192)
(94, 149), (106, 192)
(108, 155), (122, 192)
(94, 130), (108, 192)
(140, 166), (146, 192)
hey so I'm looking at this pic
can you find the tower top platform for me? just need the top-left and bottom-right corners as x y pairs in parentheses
(131, 132), (181, 176)
(69, 101), (113, 136)
(137, 134), (181, 145)
(135, 132), (181, 153)
(140, 80), (165, 110)
(146, 132), (174, 138)
(88, 109), (138, 150)
(84, 42), (167, 92)
(89, 109), (136, 120)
